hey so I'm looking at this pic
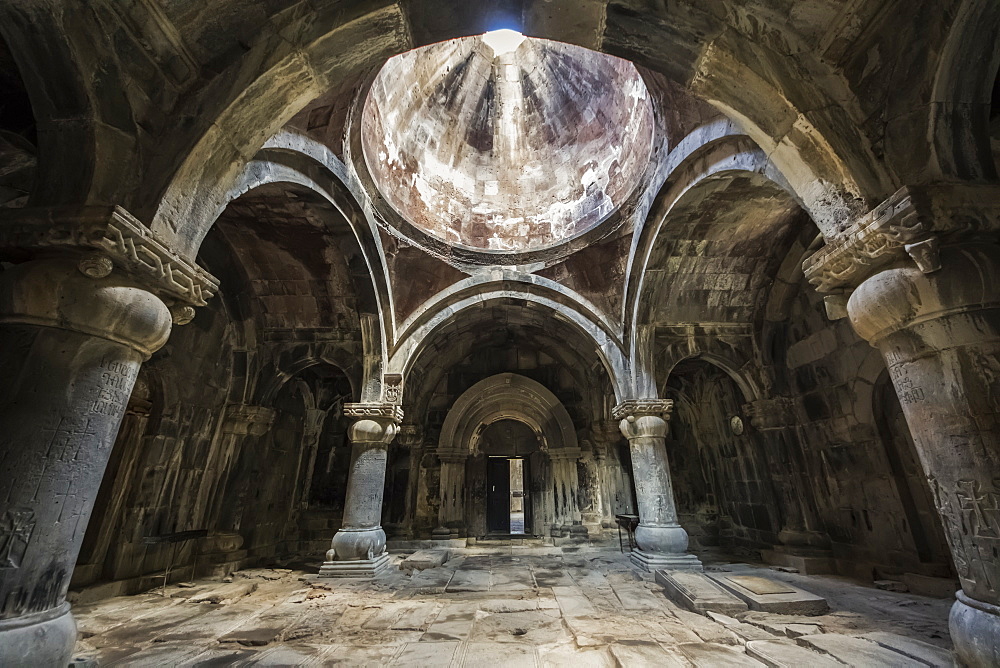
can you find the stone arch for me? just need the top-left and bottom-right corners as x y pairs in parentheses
(144, 6), (882, 261)
(0, 5), (140, 208)
(256, 353), (361, 408)
(203, 164), (388, 402)
(628, 131), (811, 395)
(388, 289), (629, 403)
(439, 373), (579, 456)
(926, 0), (1000, 181)
(660, 351), (762, 405)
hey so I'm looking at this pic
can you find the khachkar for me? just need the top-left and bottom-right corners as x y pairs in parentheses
(0, 206), (218, 666)
(612, 399), (702, 571)
(803, 184), (1000, 667)
(319, 402), (402, 577)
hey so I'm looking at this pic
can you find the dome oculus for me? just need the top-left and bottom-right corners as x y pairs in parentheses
(361, 34), (654, 253)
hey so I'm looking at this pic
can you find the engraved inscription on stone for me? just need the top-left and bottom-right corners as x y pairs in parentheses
(724, 575), (797, 595)
(0, 509), (35, 569)
(91, 357), (136, 416)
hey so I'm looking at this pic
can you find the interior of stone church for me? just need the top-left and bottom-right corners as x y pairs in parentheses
(0, 2), (998, 666)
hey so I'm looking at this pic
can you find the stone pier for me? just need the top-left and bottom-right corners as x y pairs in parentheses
(613, 400), (702, 571)
(804, 185), (1000, 667)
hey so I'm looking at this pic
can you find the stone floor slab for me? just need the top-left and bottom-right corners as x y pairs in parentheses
(552, 586), (598, 617)
(392, 640), (461, 666)
(423, 603), (477, 641)
(463, 641), (538, 667)
(708, 573), (829, 615)
(677, 642), (767, 667)
(797, 633), (923, 666)
(656, 570), (749, 616)
(860, 631), (953, 666)
(745, 639), (844, 667)
(399, 549), (451, 573)
(608, 640), (687, 667)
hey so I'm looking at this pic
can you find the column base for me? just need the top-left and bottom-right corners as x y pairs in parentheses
(0, 603), (77, 667)
(629, 549), (703, 572)
(318, 552), (391, 578)
(950, 590), (1000, 667)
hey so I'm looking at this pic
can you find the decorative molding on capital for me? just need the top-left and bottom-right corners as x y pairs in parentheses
(611, 399), (673, 421)
(344, 402), (404, 424)
(222, 404), (276, 436)
(803, 185), (1000, 296)
(0, 205), (220, 307)
(743, 397), (800, 431)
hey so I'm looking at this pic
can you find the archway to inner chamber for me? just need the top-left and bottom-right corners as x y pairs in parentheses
(430, 373), (591, 543)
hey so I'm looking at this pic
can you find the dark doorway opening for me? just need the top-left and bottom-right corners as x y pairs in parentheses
(486, 456), (531, 535)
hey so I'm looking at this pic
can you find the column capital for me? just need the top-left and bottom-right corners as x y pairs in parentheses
(613, 399), (672, 440)
(802, 184), (1000, 318)
(221, 404), (276, 436)
(345, 402), (402, 445)
(0, 205), (220, 319)
(611, 399), (673, 421)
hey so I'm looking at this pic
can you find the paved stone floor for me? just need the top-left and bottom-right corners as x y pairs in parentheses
(72, 547), (954, 666)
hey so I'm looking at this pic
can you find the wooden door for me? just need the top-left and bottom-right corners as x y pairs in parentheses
(486, 457), (511, 533)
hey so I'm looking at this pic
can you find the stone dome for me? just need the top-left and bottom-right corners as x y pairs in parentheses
(361, 33), (654, 252)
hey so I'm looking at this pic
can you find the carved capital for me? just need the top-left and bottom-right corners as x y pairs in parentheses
(803, 185), (1000, 300)
(613, 399), (672, 440)
(611, 399), (673, 421)
(222, 404), (276, 436)
(344, 402), (404, 423)
(345, 402), (403, 445)
(743, 397), (800, 431)
(0, 205), (220, 307)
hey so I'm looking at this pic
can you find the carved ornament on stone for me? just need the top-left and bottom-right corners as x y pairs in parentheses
(344, 402), (404, 424)
(0, 206), (220, 307)
(611, 399), (673, 421)
(383, 373), (403, 404)
(802, 185), (1000, 296)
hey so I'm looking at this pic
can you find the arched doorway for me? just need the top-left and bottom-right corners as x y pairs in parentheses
(429, 373), (588, 542)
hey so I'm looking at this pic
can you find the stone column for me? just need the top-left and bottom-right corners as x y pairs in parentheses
(319, 403), (401, 577)
(432, 449), (467, 540)
(613, 399), (702, 571)
(0, 207), (216, 666)
(802, 185), (1000, 667)
(744, 397), (833, 574)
